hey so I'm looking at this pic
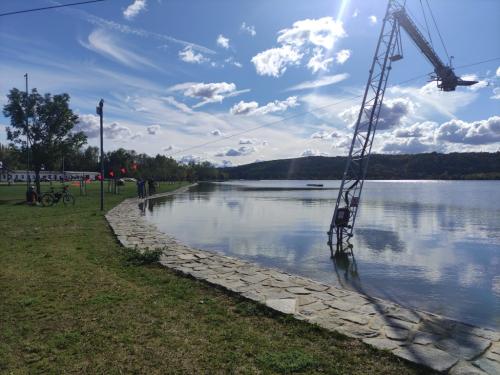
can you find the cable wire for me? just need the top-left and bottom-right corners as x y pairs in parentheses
(419, 0), (433, 49)
(453, 57), (500, 70)
(0, 0), (108, 17)
(166, 72), (432, 158)
(167, 55), (500, 158)
(425, 0), (450, 64)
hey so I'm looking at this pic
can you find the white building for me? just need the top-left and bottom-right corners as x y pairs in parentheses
(0, 169), (100, 182)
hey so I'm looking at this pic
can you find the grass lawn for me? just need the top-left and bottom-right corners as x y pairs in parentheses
(0, 181), (434, 374)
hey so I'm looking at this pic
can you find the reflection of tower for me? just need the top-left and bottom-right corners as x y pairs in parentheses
(332, 249), (360, 289)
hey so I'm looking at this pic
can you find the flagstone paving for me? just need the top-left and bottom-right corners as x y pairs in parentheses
(106, 187), (500, 374)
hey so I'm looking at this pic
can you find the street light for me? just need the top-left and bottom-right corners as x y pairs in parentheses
(96, 99), (104, 211)
(24, 73), (29, 192)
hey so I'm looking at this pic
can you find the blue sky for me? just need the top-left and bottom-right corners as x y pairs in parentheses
(1, 0), (499, 166)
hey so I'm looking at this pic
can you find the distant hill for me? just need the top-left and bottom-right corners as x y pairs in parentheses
(223, 152), (500, 180)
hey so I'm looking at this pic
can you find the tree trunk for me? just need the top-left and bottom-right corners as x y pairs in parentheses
(35, 168), (41, 197)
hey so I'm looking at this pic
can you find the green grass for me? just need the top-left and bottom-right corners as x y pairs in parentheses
(0, 182), (434, 374)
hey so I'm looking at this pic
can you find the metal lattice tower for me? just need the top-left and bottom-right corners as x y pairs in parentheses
(327, 0), (476, 254)
(327, 0), (405, 252)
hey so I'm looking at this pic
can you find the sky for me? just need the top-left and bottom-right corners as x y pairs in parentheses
(0, 0), (499, 167)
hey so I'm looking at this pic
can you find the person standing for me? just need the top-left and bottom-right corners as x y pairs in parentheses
(148, 178), (156, 196)
(136, 178), (144, 199)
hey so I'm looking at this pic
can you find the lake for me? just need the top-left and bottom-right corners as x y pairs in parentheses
(144, 180), (500, 330)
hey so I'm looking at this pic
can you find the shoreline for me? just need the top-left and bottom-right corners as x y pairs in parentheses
(106, 185), (500, 374)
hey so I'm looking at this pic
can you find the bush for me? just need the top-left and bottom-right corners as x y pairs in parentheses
(122, 247), (162, 266)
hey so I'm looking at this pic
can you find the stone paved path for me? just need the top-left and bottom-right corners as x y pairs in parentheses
(106, 187), (500, 374)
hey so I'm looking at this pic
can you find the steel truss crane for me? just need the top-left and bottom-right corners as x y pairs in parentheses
(327, 0), (477, 254)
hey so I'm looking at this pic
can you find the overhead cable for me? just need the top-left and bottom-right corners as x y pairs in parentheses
(0, 0), (108, 17)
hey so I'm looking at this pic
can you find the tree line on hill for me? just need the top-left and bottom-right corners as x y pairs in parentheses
(3, 87), (498, 187)
(222, 153), (500, 180)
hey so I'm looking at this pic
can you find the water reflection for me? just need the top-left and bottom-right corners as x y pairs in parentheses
(356, 228), (406, 253)
(144, 180), (500, 329)
(332, 251), (361, 287)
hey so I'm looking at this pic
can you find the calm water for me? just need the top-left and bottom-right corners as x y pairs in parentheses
(144, 180), (500, 329)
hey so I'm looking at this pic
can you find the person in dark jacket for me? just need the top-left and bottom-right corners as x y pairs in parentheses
(148, 178), (156, 196)
(137, 178), (146, 199)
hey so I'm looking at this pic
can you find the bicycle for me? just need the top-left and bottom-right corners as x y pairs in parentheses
(40, 185), (75, 207)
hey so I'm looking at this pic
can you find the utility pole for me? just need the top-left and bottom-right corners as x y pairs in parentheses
(24, 73), (29, 192)
(96, 99), (104, 211)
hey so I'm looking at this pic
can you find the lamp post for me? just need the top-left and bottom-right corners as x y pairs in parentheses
(96, 99), (104, 211)
(24, 73), (29, 192)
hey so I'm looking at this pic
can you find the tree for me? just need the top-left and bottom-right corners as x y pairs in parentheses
(3, 88), (86, 194)
(0, 142), (22, 170)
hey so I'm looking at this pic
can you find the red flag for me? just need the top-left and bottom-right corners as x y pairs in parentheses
(109, 170), (115, 177)
(120, 167), (127, 174)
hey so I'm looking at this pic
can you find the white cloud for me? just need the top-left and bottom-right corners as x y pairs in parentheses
(178, 155), (203, 164)
(381, 138), (432, 154)
(369, 15), (377, 25)
(352, 9), (359, 18)
(230, 101), (259, 115)
(76, 114), (133, 140)
(300, 149), (328, 157)
(241, 22), (256, 36)
(307, 48), (334, 73)
(394, 121), (437, 138)
(311, 130), (338, 140)
(239, 138), (255, 145)
(389, 82), (478, 118)
(215, 145), (256, 157)
(161, 96), (193, 114)
(251, 45), (303, 77)
(340, 97), (415, 131)
(277, 17), (346, 50)
(436, 116), (500, 144)
(496, 66), (500, 77)
(251, 17), (347, 77)
(168, 82), (247, 108)
(131, 132), (143, 140)
(84, 12), (215, 54)
(147, 124), (161, 135)
(286, 73), (349, 91)
(216, 34), (230, 49)
(491, 87), (500, 100)
(377, 98), (416, 130)
(179, 46), (209, 64)
(254, 96), (299, 115)
(123, 0), (146, 20)
(185, 82), (236, 107)
(230, 96), (299, 116)
(82, 29), (157, 69)
(211, 129), (222, 136)
(335, 49), (351, 64)
(375, 115), (500, 154)
(224, 57), (243, 68)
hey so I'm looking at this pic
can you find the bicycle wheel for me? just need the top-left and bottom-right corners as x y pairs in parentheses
(63, 194), (75, 206)
(41, 193), (55, 207)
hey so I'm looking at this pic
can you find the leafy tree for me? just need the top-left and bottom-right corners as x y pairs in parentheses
(0, 142), (22, 170)
(64, 146), (99, 171)
(3, 88), (86, 193)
